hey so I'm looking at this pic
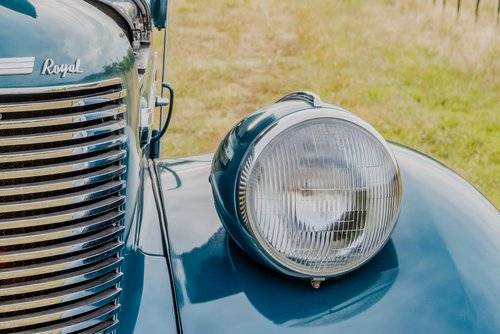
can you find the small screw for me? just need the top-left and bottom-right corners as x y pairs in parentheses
(310, 278), (325, 289)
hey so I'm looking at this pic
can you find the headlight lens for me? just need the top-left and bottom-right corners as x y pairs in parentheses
(212, 94), (402, 279)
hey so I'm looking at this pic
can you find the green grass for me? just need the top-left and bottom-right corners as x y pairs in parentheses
(159, 0), (499, 206)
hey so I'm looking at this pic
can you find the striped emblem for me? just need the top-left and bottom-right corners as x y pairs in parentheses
(0, 57), (35, 75)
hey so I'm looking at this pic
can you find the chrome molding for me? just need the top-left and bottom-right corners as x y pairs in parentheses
(0, 104), (126, 130)
(0, 226), (123, 263)
(0, 212), (124, 247)
(0, 242), (123, 279)
(0, 288), (121, 330)
(0, 134), (127, 163)
(0, 271), (122, 311)
(0, 57), (35, 75)
(0, 196), (125, 230)
(0, 257), (122, 297)
(0, 149), (126, 180)
(0, 119), (126, 146)
(0, 89), (126, 113)
(0, 181), (125, 213)
(20, 305), (120, 334)
(0, 165), (126, 196)
(0, 77), (121, 95)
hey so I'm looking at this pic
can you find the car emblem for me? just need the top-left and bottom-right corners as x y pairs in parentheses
(0, 57), (35, 76)
(41, 58), (83, 78)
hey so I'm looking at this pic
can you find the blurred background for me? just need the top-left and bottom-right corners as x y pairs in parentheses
(157, 0), (499, 206)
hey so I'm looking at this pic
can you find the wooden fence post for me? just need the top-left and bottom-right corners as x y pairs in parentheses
(497, 0), (499, 25)
(475, 0), (481, 22)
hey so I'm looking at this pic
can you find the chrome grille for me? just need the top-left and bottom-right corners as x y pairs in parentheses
(0, 78), (127, 334)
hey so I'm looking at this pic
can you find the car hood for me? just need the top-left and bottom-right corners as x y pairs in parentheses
(0, 0), (132, 88)
(156, 144), (500, 334)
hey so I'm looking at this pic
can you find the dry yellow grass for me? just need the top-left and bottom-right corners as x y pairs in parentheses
(158, 0), (499, 206)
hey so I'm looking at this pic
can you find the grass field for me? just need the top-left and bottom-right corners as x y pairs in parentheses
(159, 0), (499, 206)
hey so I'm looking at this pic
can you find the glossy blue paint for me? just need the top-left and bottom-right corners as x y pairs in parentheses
(0, 0), (133, 88)
(0, 0), (36, 18)
(119, 165), (178, 334)
(119, 252), (177, 334)
(157, 146), (500, 334)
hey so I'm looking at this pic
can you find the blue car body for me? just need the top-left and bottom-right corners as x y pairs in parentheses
(0, 1), (498, 333)
(156, 145), (500, 334)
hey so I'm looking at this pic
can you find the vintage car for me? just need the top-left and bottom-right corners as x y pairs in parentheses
(0, 1), (499, 333)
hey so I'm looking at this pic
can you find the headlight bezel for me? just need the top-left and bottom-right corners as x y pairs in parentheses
(210, 92), (402, 280)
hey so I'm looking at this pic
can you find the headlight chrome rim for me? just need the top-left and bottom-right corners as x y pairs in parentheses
(236, 106), (402, 278)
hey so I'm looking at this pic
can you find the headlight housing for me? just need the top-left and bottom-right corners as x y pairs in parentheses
(211, 92), (402, 281)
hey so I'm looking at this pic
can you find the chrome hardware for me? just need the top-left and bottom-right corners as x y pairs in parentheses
(0, 77), (122, 95)
(277, 91), (323, 108)
(0, 104), (126, 130)
(0, 78), (126, 332)
(310, 278), (325, 289)
(0, 197), (125, 230)
(41, 58), (83, 78)
(0, 56), (35, 76)
(155, 96), (170, 107)
(0, 89), (126, 113)
(0, 119), (126, 146)
(0, 135), (127, 163)
(139, 97), (154, 147)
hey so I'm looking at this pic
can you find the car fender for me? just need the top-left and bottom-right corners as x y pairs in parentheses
(155, 144), (499, 334)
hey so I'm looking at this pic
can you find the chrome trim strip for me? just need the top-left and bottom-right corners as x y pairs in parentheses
(0, 119), (126, 146)
(16, 305), (119, 334)
(0, 57), (35, 64)
(0, 57), (35, 76)
(0, 165), (126, 196)
(0, 257), (123, 297)
(0, 288), (121, 330)
(0, 272), (122, 312)
(0, 226), (123, 263)
(0, 104), (126, 130)
(0, 196), (125, 230)
(78, 319), (119, 334)
(0, 134), (127, 163)
(0, 150), (126, 180)
(0, 211), (124, 247)
(0, 89), (127, 113)
(0, 77), (121, 95)
(0, 242), (123, 280)
(0, 181), (125, 214)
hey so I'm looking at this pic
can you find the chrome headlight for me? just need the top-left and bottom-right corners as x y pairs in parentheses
(211, 92), (402, 281)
